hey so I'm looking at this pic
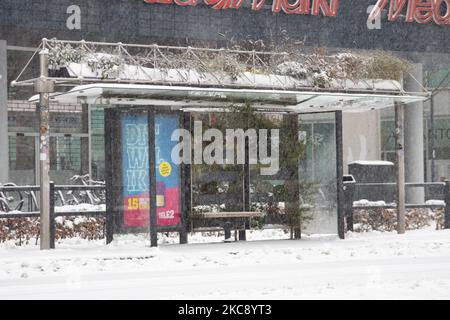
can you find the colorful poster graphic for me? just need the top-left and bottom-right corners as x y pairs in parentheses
(121, 113), (181, 228)
(155, 115), (181, 227)
(122, 115), (150, 227)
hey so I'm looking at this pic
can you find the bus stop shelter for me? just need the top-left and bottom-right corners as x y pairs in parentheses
(13, 39), (429, 249)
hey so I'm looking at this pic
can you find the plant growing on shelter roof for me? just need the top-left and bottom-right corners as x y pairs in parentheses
(48, 43), (83, 70)
(44, 38), (411, 87)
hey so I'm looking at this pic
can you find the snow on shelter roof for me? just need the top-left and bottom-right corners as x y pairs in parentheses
(29, 83), (428, 114)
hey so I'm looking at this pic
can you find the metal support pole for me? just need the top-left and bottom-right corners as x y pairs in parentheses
(49, 181), (55, 249)
(404, 64), (425, 203)
(36, 46), (54, 250)
(239, 132), (250, 241)
(430, 95), (436, 182)
(183, 111), (192, 236)
(395, 102), (406, 234)
(343, 179), (355, 232)
(335, 111), (345, 240)
(0, 40), (8, 184)
(282, 114), (301, 239)
(81, 103), (90, 177)
(179, 111), (190, 245)
(292, 115), (301, 240)
(224, 222), (232, 241)
(148, 109), (158, 247)
(104, 109), (115, 244)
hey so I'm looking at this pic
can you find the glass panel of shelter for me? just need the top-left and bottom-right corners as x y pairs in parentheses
(191, 112), (245, 231)
(298, 112), (338, 235)
(107, 108), (184, 235)
(187, 110), (340, 237)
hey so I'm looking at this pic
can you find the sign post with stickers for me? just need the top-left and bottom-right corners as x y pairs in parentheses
(105, 108), (187, 247)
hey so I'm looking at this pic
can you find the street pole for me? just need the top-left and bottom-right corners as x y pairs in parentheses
(335, 110), (345, 239)
(148, 109), (158, 248)
(0, 40), (8, 184)
(395, 102), (406, 234)
(404, 64), (424, 204)
(35, 45), (54, 250)
(430, 95), (436, 182)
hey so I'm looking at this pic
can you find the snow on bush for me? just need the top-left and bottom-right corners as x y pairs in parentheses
(275, 62), (308, 80)
(86, 53), (123, 79)
(312, 70), (331, 88)
(353, 208), (444, 232)
(193, 204), (226, 214)
(274, 51), (410, 88)
(0, 216), (105, 246)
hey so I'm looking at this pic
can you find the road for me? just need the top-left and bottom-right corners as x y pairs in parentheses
(1, 230), (450, 299)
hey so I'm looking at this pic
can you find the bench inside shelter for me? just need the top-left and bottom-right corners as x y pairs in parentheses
(191, 211), (264, 242)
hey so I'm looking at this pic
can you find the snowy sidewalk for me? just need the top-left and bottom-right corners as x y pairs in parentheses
(0, 229), (450, 299)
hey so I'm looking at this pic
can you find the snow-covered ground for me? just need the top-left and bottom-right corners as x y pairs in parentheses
(0, 228), (450, 300)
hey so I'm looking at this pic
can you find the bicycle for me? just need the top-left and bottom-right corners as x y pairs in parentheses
(0, 183), (25, 213)
(67, 174), (106, 205)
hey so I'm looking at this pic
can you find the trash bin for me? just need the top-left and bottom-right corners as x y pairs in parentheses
(343, 174), (356, 232)
(348, 161), (395, 202)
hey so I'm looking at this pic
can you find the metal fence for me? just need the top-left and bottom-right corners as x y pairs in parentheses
(0, 183), (106, 248)
(2, 180), (449, 246)
(344, 181), (450, 231)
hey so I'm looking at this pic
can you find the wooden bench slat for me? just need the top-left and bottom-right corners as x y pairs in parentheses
(191, 227), (224, 232)
(193, 212), (264, 219)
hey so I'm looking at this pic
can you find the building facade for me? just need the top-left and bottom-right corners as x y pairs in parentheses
(0, 0), (449, 186)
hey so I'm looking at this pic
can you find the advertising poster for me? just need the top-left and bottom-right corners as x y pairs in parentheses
(121, 114), (150, 227)
(121, 113), (181, 228)
(155, 115), (181, 227)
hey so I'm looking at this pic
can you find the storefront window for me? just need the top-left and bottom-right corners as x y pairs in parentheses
(426, 69), (450, 88)
(8, 110), (38, 133)
(428, 118), (450, 160)
(382, 113), (450, 182)
(50, 112), (85, 134)
(91, 134), (105, 181)
(91, 109), (105, 131)
(91, 108), (106, 181)
(49, 136), (89, 185)
(426, 116), (450, 181)
(8, 135), (36, 185)
(381, 120), (396, 163)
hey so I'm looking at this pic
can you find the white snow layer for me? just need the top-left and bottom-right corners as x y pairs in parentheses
(1, 228), (450, 299)
(425, 200), (446, 206)
(353, 199), (388, 207)
(66, 60), (403, 92)
(348, 160), (394, 166)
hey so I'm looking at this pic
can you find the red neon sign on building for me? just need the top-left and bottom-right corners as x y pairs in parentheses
(144, 0), (449, 25)
(369, 0), (450, 25)
(143, 0), (340, 17)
